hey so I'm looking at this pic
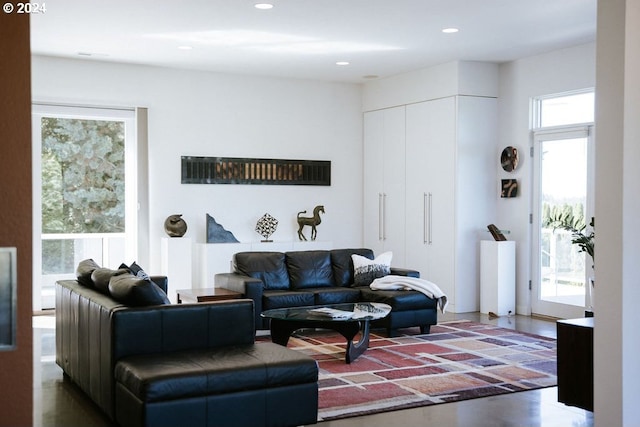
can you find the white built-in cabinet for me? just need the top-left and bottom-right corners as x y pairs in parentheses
(363, 106), (406, 266)
(364, 96), (497, 313)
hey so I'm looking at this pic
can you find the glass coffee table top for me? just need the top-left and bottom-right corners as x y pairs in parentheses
(262, 302), (391, 322)
(261, 302), (391, 364)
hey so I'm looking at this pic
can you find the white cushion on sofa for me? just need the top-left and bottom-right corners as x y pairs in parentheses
(351, 251), (392, 286)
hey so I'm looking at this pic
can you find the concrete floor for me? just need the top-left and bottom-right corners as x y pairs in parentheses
(33, 312), (593, 427)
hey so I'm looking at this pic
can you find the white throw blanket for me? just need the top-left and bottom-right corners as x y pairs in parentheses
(370, 275), (449, 313)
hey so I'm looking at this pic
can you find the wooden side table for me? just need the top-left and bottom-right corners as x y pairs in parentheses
(557, 317), (594, 411)
(176, 287), (243, 304)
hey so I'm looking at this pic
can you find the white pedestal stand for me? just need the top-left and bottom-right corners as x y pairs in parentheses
(161, 237), (193, 303)
(480, 240), (516, 316)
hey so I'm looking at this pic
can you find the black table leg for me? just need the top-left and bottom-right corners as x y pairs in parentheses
(269, 318), (371, 364)
(269, 318), (296, 346)
(344, 320), (370, 364)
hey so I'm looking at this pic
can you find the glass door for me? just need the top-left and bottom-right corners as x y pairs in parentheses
(531, 128), (593, 319)
(32, 104), (137, 310)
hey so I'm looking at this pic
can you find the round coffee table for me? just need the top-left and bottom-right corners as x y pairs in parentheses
(261, 302), (391, 364)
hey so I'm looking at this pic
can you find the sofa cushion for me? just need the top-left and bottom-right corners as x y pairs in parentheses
(76, 259), (101, 288)
(91, 267), (129, 294)
(114, 343), (318, 402)
(311, 287), (361, 305)
(108, 273), (170, 306)
(331, 248), (374, 286)
(358, 287), (437, 310)
(352, 251), (392, 286)
(286, 250), (334, 289)
(262, 290), (315, 310)
(234, 252), (290, 290)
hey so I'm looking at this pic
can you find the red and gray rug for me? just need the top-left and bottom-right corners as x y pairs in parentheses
(264, 320), (557, 421)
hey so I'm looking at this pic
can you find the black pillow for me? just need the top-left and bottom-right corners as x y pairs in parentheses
(108, 273), (170, 306)
(76, 259), (101, 288)
(91, 268), (129, 294)
(119, 261), (150, 279)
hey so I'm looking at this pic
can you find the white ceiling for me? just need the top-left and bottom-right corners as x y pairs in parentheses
(30, 0), (597, 84)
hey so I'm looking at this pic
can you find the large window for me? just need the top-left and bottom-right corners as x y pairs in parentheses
(531, 89), (595, 319)
(32, 105), (138, 310)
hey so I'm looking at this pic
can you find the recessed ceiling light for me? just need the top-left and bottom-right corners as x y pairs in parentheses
(336, 61), (350, 66)
(255, 3), (274, 9)
(442, 28), (459, 34)
(178, 46), (193, 50)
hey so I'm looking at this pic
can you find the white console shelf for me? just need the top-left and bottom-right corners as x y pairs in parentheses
(195, 241), (333, 288)
(480, 240), (516, 316)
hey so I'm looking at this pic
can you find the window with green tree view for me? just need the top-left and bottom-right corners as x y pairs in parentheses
(33, 104), (137, 310)
(40, 118), (126, 274)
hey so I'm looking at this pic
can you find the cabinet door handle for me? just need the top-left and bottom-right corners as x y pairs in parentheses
(427, 192), (433, 244)
(423, 193), (428, 244)
(378, 193), (383, 241)
(382, 193), (387, 240)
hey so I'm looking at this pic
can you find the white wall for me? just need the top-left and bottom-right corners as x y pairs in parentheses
(497, 43), (596, 314)
(31, 56), (364, 276)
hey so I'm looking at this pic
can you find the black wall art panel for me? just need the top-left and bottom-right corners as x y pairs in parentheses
(181, 156), (331, 186)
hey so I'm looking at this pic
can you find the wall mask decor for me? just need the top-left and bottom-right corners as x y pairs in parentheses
(501, 179), (518, 198)
(500, 146), (519, 172)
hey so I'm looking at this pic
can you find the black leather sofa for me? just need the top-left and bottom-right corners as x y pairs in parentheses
(215, 248), (438, 336)
(56, 271), (319, 427)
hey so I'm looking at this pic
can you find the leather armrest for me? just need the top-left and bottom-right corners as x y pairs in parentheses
(215, 273), (264, 327)
(390, 268), (420, 278)
(150, 275), (168, 294)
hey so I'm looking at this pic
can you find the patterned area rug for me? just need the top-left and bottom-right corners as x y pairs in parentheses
(262, 320), (557, 421)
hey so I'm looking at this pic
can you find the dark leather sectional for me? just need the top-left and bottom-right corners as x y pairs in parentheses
(215, 248), (439, 336)
(56, 276), (319, 427)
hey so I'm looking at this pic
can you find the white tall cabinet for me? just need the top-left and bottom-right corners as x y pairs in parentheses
(363, 106), (406, 267)
(364, 95), (497, 313)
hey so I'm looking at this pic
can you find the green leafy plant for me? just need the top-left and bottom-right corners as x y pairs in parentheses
(544, 212), (594, 268)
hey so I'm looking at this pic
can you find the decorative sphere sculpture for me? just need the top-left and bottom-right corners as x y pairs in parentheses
(164, 214), (187, 237)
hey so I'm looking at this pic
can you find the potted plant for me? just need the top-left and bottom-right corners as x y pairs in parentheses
(543, 212), (594, 316)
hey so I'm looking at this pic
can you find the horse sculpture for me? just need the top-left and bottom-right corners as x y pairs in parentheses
(297, 205), (324, 241)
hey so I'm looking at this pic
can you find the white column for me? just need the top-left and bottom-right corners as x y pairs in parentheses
(594, 0), (640, 425)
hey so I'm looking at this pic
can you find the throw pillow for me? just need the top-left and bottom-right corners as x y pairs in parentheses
(119, 261), (150, 280)
(108, 273), (170, 306)
(91, 268), (129, 294)
(352, 251), (392, 286)
(76, 259), (101, 288)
